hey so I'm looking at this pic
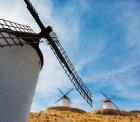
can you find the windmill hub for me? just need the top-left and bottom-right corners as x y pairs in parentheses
(39, 26), (52, 38)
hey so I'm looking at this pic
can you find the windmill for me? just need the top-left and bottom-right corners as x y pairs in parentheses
(0, 0), (92, 121)
(55, 88), (73, 107)
(100, 91), (119, 110)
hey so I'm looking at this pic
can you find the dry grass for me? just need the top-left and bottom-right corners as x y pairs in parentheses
(28, 107), (140, 122)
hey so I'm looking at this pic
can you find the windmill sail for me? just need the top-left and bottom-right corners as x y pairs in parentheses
(24, 0), (93, 107)
(0, 18), (41, 48)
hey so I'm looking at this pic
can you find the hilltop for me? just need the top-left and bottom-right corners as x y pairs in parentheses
(28, 107), (140, 122)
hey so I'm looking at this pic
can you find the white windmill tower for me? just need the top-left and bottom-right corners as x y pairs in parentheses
(103, 99), (113, 109)
(55, 88), (73, 107)
(100, 91), (119, 110)
(0, 19), (43, 122)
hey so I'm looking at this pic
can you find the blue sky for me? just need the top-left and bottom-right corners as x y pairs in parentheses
(0, 0), (140, 112)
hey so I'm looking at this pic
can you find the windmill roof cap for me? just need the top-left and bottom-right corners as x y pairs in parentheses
(63, 96), (70, 100)
(104, 99), (112, 103)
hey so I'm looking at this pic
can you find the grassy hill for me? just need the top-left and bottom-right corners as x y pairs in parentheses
(28, 107), (140, 122)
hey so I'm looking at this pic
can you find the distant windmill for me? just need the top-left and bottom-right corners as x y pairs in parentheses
(100, 91), (119, 110)
(55, 88), (74, 107)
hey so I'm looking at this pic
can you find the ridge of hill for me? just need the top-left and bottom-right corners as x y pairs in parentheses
(47, 106), (86, 113)
(93, 109), (137, 116)
(28, 107), (140, 122)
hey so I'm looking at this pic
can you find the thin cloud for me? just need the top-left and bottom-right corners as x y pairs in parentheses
(117, 1), (140, 54)
(76, 39), (106, 71)
(0, 0), (140, 112)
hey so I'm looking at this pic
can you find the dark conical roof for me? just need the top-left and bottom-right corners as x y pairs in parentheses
(103, 99), (112, 103)
(63, 95), (70, 101)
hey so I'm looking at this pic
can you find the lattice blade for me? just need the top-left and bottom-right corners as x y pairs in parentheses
(111, 101), (119, 110)
(0, 18), (34, 33)
(65, 88), (74, 96)
(100, 91), (110, 99)
(0, 19), (42, 48)
(24, 0), (93, 107)
(44, 27), (93, 107)
(57, 88), (65, 96)
(55, 96), (64, 104)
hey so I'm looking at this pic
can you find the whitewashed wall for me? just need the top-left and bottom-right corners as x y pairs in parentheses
(0, 33), (41, 122)
(62, 98), (70, 107)
(103, 102), (113, 109)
